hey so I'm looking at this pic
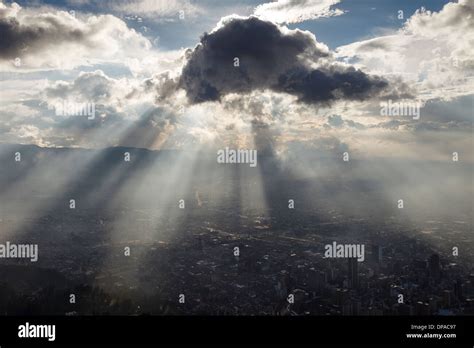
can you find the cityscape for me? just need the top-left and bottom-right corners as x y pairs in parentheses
(0, 144), (472, 316)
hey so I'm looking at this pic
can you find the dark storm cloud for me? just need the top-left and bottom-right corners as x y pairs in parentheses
(0, 14), (85, 59)
(276, 66), (388, 104)
(179, 16), (390, 105)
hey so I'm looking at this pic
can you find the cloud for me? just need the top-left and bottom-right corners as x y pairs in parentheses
(110, 0), (201, 19)
(65, 0), (202, 20)
(326, 114), (344, 127)
(0, 61), (191, 149)
(45, 70), (118, 103)
(43, 70), (152, 118)
(179, 16), (392, 105)
(254, 0), (343, 24)
(0, 1), (152, 70)
(336, 0), (474, 100)
(118, 107), (178, 149)
(324, 114), (366, 130)
(275, 65), (389, 104)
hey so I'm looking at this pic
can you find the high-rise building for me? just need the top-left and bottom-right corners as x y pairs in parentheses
(428, 254), (441, 280)
(454, 279), (463, 301)
(309, 269), (327, 294)
(348, 258), (359, 289)
(443, 290), (452, 307)
(371, 244), (383, 265)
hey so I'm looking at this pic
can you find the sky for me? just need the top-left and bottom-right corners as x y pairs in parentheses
(0, 0), (472, 163)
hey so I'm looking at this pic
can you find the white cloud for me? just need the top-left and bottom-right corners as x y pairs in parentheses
(42, 70), (159, 119)
(336, 0), (474, 101)
(254, 0), (343, 24)
(0, 1), (153, 71)
(110, 0), (202, 19)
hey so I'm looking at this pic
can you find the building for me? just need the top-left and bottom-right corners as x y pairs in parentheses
(428, 254), (441, 280)
(348, 258), (359, 289)
(371, 244), (383, 265)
